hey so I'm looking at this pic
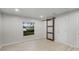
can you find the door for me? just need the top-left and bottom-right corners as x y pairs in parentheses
(46, 17), (55, 41)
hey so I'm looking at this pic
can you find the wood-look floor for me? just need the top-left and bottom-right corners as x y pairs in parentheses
(1, 39), (79, 51)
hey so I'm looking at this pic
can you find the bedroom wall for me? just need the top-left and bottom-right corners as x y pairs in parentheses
(0, 13), (2, 47)
(2, 13), (46, 45)
(55, 10), (79, 48)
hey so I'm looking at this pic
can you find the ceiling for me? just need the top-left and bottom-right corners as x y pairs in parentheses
(0, 8), (78, 20)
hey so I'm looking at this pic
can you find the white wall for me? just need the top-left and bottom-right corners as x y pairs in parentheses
(2, 14), (46, 45)
(55, 10), (79, 48)
(0, 13), (2, 46)
(0, 14), (2, 44)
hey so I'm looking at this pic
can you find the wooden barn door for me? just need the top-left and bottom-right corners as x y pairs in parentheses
(46, 17), (55, 41)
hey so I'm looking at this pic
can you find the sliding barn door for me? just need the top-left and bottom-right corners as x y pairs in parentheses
(46, 17), (55, 41)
